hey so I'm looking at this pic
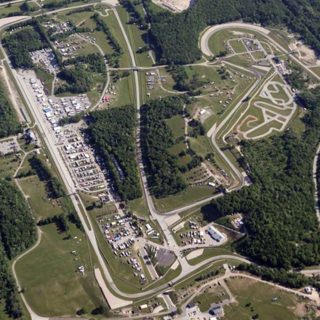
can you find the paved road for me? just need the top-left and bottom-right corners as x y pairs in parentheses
(1, 10), (302, 319)
(313, 143), (320, 223)
(12, 227), (47, 320)
(200, 22), (320, 82)
(75, 33), (110, 111)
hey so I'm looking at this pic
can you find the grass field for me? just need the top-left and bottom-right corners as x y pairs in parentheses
(208, 30), (233, 56)
(189, 136), (213, 158)
(127, 196), (150, 218)
(166, 115), (185, 139)
(116, 6), (153, 67)
(174, 260), (226, 291)
(245, 119), (283, 139)
(15, 223), (107, 317)
(18, 176), (66, 220)
(0, 3), (23, 17)
(224, 278), (311, 320)
(109, 73), (135, 107)
(225, 53), (254, 68)
(158, 68), (177, 92)
(104, 10), (132, 68)
(187, 247), (240, 266)
(58, 9), (94, 26)
(191, 285), (229, 312)
(0, 154), (20, 179)
(153, 186), (214, 213)
(267, 28), (292, 52)
(34, 67), (54, 95)
(229, 39), (246, 53)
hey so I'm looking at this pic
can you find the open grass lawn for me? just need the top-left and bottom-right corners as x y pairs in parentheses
(224, 278), (308, 320)
(189, 136), (213, 158)
(251, 50), (266, 60)
(246, 120), (283, 139)
(58, 9), (94, 26)
(268, 29), (292, 52)
(208, 30), (233, 56)
(15, 224), (107, 317)
(188, 247), (239, 266)
(154, 186), (214, 213)
(74, 40), (100, 56)
(116, 7), (153, 67)
(109, 74), (135, 107)
(174, 260), (226, 291)
(127, 196), (150, 218)
(102, 11), (131, 68)
(225, 54), (253, 68)
(192, 286), (229, 312)
(290, 109), (306, 136)
(18, 176), (65, 220)
(90, 30), (114, 55)
(229, 39), (246, 53)
(0, 154), (20, 179)
(166, 115), (185, 139)
(34, 67), (54, 95)
(0, 3), (22, 17)
(158, 68), (176, 92)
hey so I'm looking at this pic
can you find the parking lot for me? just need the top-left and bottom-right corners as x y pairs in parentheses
(23, 72), (90, 131)
(30, 48), (59, 74)
(59, 127), (106, 192)
(97, 213), (148, 283)
(175, 219), (227, 247)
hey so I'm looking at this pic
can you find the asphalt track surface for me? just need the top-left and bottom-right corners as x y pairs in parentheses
(3, 12), (319, 320)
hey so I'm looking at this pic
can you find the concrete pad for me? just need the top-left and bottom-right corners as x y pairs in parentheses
(186, 249), (204, 261)
(170, 259), (179, 270)
(94, 268), (132, 310)
(153, 305), (164, 313)
(165, 214), (180, 227)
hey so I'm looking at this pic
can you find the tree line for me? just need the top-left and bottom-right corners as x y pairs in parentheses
(92, 13), (123, 67)
(88, 105), (142, 201)
(3, 26), (49, 69)
(0, 180), (36, 318)
(142, 0), (320, 64)
(140, 96), (188, 198)
(0, 81), (21, 138)
(29, 155), (65, 199)
(208, 77), (320, 270)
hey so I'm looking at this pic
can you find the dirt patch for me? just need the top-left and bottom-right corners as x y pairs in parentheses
(152, 0), (192, 12)
(296, 41), (320, 65)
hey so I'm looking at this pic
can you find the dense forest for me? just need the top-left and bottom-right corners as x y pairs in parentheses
(140, 0), (320, 64)
(56, 52), (105, 94)
(63, 53), (106, 73)
(141, 96), (187, 198)
(56, 65), (93, 94)
(209, 82), (320, 269)
(0, 82), (21, 138)
(0, 180), (36, 318)
(3, 27), (49, 68)
(88, 106), (142, 200)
